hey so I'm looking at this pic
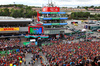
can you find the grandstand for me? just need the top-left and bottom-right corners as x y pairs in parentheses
(0, 16), (32, 38)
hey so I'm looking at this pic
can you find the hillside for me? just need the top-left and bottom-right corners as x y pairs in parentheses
(0, 4), (41, 8)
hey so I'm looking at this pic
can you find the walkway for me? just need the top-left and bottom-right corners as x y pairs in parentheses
(39, 52), (49, 65)
(21, 52), (49, 66)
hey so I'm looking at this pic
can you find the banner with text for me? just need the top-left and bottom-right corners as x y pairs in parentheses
(0, 27), (19, 31)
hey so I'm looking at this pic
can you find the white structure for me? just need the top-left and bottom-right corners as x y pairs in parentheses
(82, 29), (86, 32)
(67, 20), (82, 24)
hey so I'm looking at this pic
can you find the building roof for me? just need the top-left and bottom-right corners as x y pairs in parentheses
(0, 16), (32, 22)
(65, 30), (73, 33)
(67, 20), (82, 22)
(86, 24), (99, 26)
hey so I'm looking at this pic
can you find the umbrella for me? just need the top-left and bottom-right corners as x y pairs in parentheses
(82, 29), (86, 32)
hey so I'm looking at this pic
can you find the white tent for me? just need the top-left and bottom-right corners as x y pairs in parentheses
(82, 29), (86, 32)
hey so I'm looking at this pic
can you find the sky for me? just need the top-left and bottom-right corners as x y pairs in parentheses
(0, 0), (100, 7)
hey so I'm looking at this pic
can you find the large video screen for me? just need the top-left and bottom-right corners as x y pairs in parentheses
(28, 26), (43, 34)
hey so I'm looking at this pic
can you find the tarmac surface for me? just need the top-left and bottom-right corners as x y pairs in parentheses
(67, 22), (100, 37)
(21, 52), (49, 66)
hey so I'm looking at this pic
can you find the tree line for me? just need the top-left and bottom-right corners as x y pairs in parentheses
(70, 12), (100, 20)
(0, 4), (41, 8)
(0, 7), (37, 18)
(77, 5), (100, 10)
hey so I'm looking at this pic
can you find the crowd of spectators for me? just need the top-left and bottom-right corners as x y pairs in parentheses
(0, 45), (41, 66)
(0, 35), (100, 66)
(0, 38), (20, 50)
(42, 41), (100, 66)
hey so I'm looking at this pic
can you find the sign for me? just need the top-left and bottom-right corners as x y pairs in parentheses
(28, 26), (43, 34)
(0, 51), (6, 54)
(23, 42), (30, 45)
(0, 27), (19, 31)
(37, 11), (40, 22)
(30, 39), (36, 42)
(42, 7), (60, 12)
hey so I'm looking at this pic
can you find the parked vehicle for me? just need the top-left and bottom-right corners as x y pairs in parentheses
(97, 29), (100, 32)
(88, 21), (96, 24)
(92, 28), (99, 32)
(85, 21), (96, 24)
(84, 22), (88, 24)
(66, 26), (70, 29)
(96, 23), (100, 25)
(70, 28), (75, 31)
(74, 23), (78, 26)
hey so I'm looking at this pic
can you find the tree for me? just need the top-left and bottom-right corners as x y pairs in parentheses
(19, 8), (24, 17)
(90, 5), (94, 8)
(16, 4), (24, 8)
(84, 6), (88, 10)
(3, 8), (10, 16)
(71, 13), (74, 19)
(83, 12), (90, 18)
(97, 14), (100, 17)
(25, 6), (32, 11)
(25, 10), (34, 18)
(10, 10), (22, 18)
(0, 9), (4, 16)
(0, 4), (38, 18)
(94, 14), (98, 19)
(77, 6), (80, 8)
(71, 12), (90, 19)
(33, 11), (37, 17)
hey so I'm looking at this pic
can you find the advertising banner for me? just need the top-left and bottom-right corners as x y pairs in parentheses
(37, 11), (40, 22)
(0, 27), (19, 31)
(42, 7), (60, 12)
(23, 42), (30, 45)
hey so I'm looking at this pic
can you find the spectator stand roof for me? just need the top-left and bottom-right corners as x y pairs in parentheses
(0, 16), (32, 22)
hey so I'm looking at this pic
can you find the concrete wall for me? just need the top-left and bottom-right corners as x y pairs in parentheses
(44, 29), (67, 34)
(19, 27), (28, 32)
